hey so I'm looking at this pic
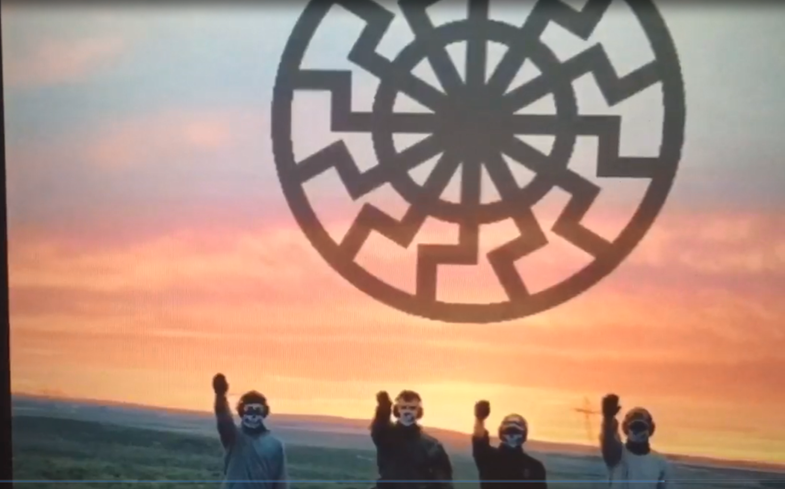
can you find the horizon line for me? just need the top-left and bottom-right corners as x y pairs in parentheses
(10, 390), (785, 474)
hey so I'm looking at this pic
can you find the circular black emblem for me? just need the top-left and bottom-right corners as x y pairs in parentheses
(272, 0), (685, 323)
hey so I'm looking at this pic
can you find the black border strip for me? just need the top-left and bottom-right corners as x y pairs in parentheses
(0, 3), (13, 487)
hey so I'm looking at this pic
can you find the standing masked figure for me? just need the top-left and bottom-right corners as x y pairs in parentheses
(471, 400), (547, 489)
(212, 373), (289, 489)
(600, 394), (672, 489)
(370, 390), (454, 488)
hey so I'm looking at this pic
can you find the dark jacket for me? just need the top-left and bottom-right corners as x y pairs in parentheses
(371, 405), (453, 488)
(472, 431), (547, 489)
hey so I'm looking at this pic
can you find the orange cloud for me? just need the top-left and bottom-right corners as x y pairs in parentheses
(9, 209), (783, 299)
(9, 208), (785, 464)
(9, 209), (785, 373)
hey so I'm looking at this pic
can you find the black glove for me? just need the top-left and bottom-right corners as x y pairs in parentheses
(474, 400), (491, 421)
(377, 391), (392, 409)
(602, 394), (621, 418)
(213, 373), (229, 396)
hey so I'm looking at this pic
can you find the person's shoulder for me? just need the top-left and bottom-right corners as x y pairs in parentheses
(419, 431), (445, 448)
(262, 431), (285, 447)
(523, 453), (546, 470)
(529, 455), (546, 468)
(648, 450), (670, 466)
(420, 430), (439, 443)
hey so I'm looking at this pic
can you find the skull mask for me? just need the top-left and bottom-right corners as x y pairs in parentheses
(626, 419), (651, 444)
(396, 400), (420, 427)
(242, 402), (266, 430)
(624, 408), (654, 444)
(499, 414), (528, 449)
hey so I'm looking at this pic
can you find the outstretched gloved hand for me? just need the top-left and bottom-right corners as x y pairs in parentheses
(602, 394), (621, 419)
(377, 391), (392, 409)
(475, 400), (491, 421)
(213, 373), (229, 397)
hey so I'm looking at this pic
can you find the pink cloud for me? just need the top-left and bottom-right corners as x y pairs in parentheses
(7, 208), (785, 416)
(8, 210), (785, 333)
(84, 109), (266, 169)
(4, 36), (128, 88)
(628, 212), (785, 276)
(9, 205), (785, 288)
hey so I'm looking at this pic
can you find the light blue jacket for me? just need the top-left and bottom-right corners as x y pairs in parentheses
(215, 398), (289, 489)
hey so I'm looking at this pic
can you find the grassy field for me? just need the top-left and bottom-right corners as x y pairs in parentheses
(12, 416), (483, 489)
(12, 415), (785, 489)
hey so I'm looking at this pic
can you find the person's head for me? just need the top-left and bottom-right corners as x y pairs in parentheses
(393, 390), (423, 427)
(236, 390), (269, 432)
(622, 407), (655, 444)
(498, 414), (528, 449)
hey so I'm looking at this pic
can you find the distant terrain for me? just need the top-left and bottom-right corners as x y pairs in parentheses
(11, 395), (785, 489)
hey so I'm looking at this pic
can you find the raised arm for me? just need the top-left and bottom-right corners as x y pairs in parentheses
(600, 394), (623, 468)
(471, 400), (495, 473)
(370, 391), (393, 447)
(213, 373), (237, 449)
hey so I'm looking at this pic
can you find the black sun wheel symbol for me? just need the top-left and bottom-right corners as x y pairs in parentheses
(271, 0), (686, 324)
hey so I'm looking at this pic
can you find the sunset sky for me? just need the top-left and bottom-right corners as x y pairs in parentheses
(3, 1), (785, 465)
